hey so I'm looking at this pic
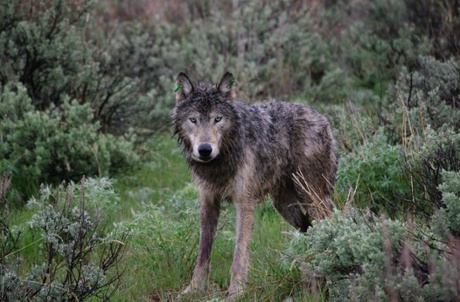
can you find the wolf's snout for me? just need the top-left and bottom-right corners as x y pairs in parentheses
(198, 144), (213, 157)
(192, 143), (217, 163)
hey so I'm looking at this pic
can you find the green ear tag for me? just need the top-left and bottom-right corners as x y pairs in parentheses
(175, 84), (183, 92)
(228, 80), (235, 88)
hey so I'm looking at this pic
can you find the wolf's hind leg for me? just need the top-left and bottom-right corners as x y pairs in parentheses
(272, 181), (312, 232)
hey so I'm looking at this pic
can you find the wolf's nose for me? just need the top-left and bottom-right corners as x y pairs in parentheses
(198, 144), (213, 157)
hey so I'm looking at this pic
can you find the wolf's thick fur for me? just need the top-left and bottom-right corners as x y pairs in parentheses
(173, 72), (337, 299)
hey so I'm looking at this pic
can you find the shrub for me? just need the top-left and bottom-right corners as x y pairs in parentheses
(0, 83), (138, 200)
(0, 0), (156, 134)
(0, 0), (147, 199)
(385, 56), (460, 142)
(0, 173), (20, 267)
(335, 128), (411, 213)
(433, 170), (460, 239)
(0, 0), (95, 109)
(286, 207), (409, 301)
(381, 56), (460, 218)
(286, 205), (460, 301)
(100, 0), (457, 107)
(405, 0), (460, 59)
(96, 0), (338, 106)
(329, 102), (379, 153)
(0, 174), (127, 301)
(399, 138), (460, 219)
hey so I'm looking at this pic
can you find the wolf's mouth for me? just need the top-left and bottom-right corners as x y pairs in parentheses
(191, 154), (215, 163)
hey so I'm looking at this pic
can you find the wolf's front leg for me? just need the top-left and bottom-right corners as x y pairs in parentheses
(227, 201), (255, 300)
(182, 197), (220, 295)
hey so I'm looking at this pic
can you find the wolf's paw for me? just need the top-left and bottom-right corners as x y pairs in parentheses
(181, 285), (193, 296)
(226, 282), (244, 301)
(178, 283), (206, 299)
(180, 285), (196, 296)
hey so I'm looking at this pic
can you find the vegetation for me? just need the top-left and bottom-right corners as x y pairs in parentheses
(0, 174), (126, 301)
(1, 0), (459, 301)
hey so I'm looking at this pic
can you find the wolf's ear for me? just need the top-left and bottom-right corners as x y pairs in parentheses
(217, 72), (236, 99)
(176, 72), (195, 103)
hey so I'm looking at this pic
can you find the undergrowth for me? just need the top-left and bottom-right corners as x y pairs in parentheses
(2, 0), (460, 301)
(0, 174), (127, 301)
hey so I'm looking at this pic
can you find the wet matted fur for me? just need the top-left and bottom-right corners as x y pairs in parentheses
(173, 72), (337, 300)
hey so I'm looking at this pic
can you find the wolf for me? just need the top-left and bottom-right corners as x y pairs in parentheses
(173, 72), (337, 300)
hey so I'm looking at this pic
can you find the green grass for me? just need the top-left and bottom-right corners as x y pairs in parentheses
(115, 135), (192, 219)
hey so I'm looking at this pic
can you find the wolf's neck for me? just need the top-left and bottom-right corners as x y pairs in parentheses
(189, 136), (244, 186)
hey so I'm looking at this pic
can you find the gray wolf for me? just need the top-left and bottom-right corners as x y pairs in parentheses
(173, 72), (337, 300)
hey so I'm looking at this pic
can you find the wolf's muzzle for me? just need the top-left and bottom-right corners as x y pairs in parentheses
(192, 143), (215, 163)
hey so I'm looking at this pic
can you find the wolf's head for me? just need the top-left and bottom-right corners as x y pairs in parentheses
(173, 72), (239, 164)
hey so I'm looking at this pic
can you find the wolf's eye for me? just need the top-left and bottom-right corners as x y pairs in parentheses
(215, 116), (222, 123)
(190, 118), (197, 123)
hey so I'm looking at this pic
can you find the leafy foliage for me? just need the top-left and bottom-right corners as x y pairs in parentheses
(1, 0), (460, 300)
(0, 0), (154, 133)
(0, 83), (138, 200)
(0, 0), (143, 198)
(386, 56), (460, 139)
(0, 174), (126, 302)
(0, 0), (95, 109)
(335, 129), (410, 212)
(433, 170), (460, 239)
(0, 173), (20, 267)
(287, 205), (460, 301)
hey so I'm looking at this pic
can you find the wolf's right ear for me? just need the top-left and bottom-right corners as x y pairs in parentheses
(175, 72), (195, 103)
(217, 72), (236, 99)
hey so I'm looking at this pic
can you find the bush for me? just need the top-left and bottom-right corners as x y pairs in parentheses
(0, 83), (138, 200)
(405, 0), (460, 59)
(433, 170), (460, 239)
(0, 0), (156, 134)
(96, 0), (338, 105)
(377, 56), (460, 219)
(286, 206), (460, 301)
(0, 0), (147, 199)
(385, 56), (460, 141)
(0, 173), (20, 268)
(399, 138), (460, 219)
(0, 174), (126, 301)
(286, 207), (408, 301)
(335, 128), (410, 213)
(99, 0), (457, 106)
(0, 0), (95, 109)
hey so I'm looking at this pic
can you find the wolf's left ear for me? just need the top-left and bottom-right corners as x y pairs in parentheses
(176, 72), (195, 103)
(217, 72), (236, 99)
